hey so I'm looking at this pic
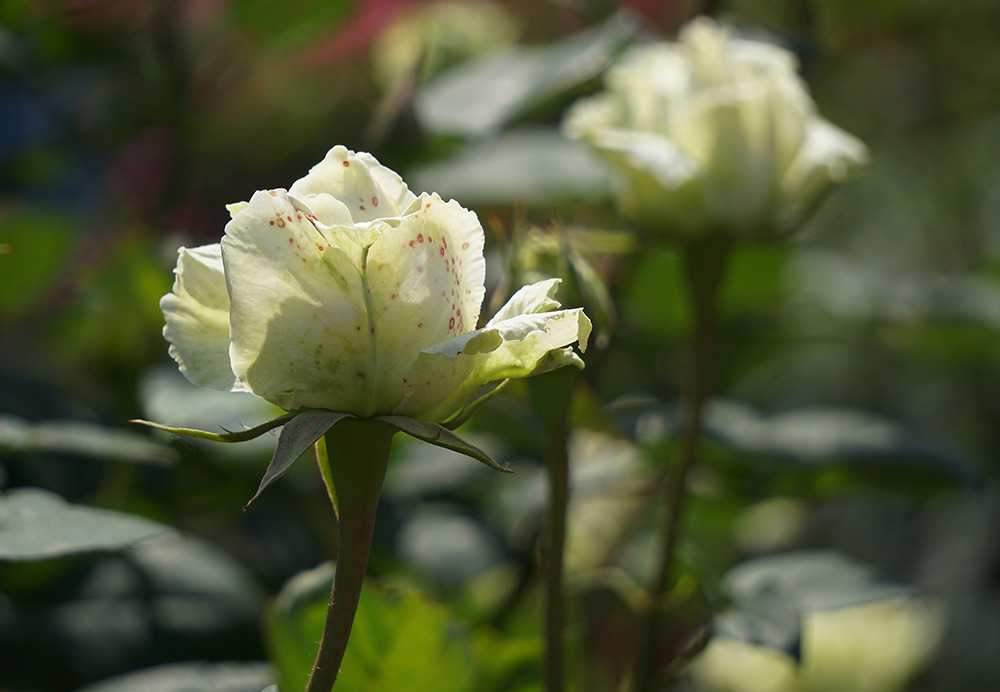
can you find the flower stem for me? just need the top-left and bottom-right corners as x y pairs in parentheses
(635, 237), (730, 691)
(306, 418), (395, 692)
(530, 368), (578, 692)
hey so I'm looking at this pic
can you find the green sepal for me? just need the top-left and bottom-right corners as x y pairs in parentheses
(130, 412), (297, 443)
(374, 415), (510, 474)
(441, 379), (510, 431)
(247, 410), (355, 507)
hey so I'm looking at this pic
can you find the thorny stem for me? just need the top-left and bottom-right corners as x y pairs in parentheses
(635, 237), (731, 691)
(306, 419), (394, 692)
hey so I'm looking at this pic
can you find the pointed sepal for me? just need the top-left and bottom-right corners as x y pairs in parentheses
(441, 379), (510, 431)
(247, 410), (355, 507)
(130, 413), (296, 443)
(374, 415), (510, 473)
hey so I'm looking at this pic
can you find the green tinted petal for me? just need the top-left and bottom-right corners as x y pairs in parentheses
(396, 304), (591, 421)
(222, 189), (372, 412)
(160, 244), (246, 392)
(363, 194), (487, 412)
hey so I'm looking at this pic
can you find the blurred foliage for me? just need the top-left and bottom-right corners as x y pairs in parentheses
(2, 0), (1000, 690)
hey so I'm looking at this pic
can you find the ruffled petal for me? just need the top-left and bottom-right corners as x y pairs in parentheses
(160, 244), (246, 392)
(221, 188), (374, 412)
(487, 277), (561, 325)
(781, 117), (870, 207)
(362, 193), (487, 411)
(288, 145), (418, 223)
(395, 295), (592, 421)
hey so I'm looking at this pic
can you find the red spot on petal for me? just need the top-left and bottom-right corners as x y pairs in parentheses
(439, 247), (445, 256)
(287, 215), (292, 222)
(409, 240), (416, 247)
(462, 242), (469, 250)
(449, 317), (455, 329)
(356, 326), (361, 331)
(372, 196), (378, 207)
(417, 234), (424, 243)
(402, 377), (408, 383)
(370, 327), (375, 334)
(301, 258), (307, 263)
(417, 322), (423, 328)
(417, 266), (424, 273)
(442, 238), (448, 248)
(269, 220), (275, 226)
(457, 350), (463, 355)
(428, 236), (433, 242)
(343, 161), (350, 167)
(390, 293), (397, 299)
(317, 244), (324, 251)
(359, 205), (366, 211)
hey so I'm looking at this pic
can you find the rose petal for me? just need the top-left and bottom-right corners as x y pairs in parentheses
(396, 292), (592, 421)
(362, 193), (487, 411)
(288, 145), (418, 223)
(161, 244), (246, 392)
(221, 189), (374, 412)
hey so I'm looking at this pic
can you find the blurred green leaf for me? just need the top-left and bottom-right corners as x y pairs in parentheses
(409, 128), (611, 206)
(0, 487), (172, 561)
(415, 12), (638, 138)
(266, 562), (478, 692)
(73, 660), (273, 692)
(0, 414), (177, 465)
(0, 207), (76, 320)
(230, 0), (358, 54)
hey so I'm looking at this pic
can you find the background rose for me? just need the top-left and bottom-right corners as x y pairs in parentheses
(563, 17), (869, 238)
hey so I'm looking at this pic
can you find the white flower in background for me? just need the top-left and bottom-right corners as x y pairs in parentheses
(563, 17), (869, 238)
(372, 0), (519, 87)
(690, 596), (945, 692)
(161, 145), (591, 422)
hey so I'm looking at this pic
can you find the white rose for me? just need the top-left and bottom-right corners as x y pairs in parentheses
(161, 145), (591, 422)
(563, 17), (869, 238)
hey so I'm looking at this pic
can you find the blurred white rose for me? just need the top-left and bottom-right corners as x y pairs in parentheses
(161, 145), (590, 422)
(690, 596), (944, 692)
(563, 17), (869, 238)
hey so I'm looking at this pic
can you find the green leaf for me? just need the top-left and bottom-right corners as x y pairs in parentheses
(415, 12), (638, 138)
(0, 488), (173, 561)
(409, 128), (612, 206)
(376, 415), (510, 473)
(131, 411), (296, 444)
(0, 207), (76, 320)
(266, 563), (478, 692)
(246, 410), (354, 506)
(73, 661), (273, 692)
(0, 415), (177, 465)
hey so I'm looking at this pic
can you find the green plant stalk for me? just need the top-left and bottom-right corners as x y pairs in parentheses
(636, 237), (730, 691)
(541, 423), (569, 692)
(529, 368), (579, 692)
(306, 418), (395, 692)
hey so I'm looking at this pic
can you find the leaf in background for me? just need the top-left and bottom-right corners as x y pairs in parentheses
(266, 562), (478, 692)
(409, 128), (611, 206)
(0, 488), (172, 561)
(73, 661), (273, 692)
(0, 415), (177, 465)
(415, 12), (639, 138)
(0, 207), (76, 320)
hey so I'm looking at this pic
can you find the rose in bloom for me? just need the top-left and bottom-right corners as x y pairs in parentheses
(162, 146), (591, 422)
(563, 17), (869, 238)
